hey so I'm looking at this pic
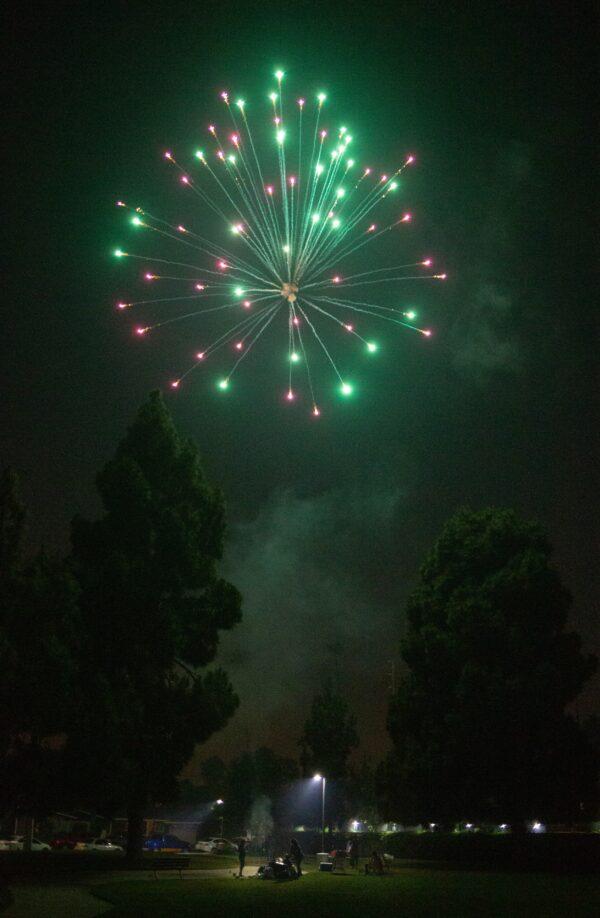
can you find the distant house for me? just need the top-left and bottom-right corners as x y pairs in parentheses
(111, 805), (215, 844)
(14, 811), (94, 839)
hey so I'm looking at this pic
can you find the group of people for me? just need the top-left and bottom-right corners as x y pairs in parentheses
(330, 838), (384, 873)
(330, 837), (357, 871)
(237, 836), (304, 878)
(237, 834), (385, 878)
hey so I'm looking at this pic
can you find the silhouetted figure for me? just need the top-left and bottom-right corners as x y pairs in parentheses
(365, 850), (384, 875)
(238, 837), (246, 877)
(289, 837), (304, 877)
(331, 847), (347, 872)
(347, 837), (359, 869)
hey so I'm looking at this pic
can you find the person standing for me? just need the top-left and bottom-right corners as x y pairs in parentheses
(237, 837), (246, 877)
(289, 837), (304, 877)
(347, 836), (359, 869)
(365, 850), (384, 875)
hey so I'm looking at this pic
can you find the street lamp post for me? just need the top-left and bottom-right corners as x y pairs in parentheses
(215, 799), (224, 838)
(313, 774), (326, 853)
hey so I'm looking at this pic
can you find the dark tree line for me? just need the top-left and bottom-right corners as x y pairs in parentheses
(385, 508), (598, 826)
(197, 747), (299, 837)
(0, 469), (80, 839)
(0, 393), (242, 856)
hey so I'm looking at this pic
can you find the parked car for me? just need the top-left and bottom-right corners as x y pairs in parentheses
(49, 833), (87, 850)
(194, 837), (237, 854)
(143, 834), (191, 853)
(6, 836), (51, 852)
(74, 836), (96, 851)
(84, 837), (123, 853)
(212, 837), (238, 854)
(0, 837), (19, 852)
(194, 838), (216, 853)
(108, 835), (128, 849)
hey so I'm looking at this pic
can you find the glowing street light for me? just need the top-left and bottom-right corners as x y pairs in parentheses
(313, 774), (326, 854)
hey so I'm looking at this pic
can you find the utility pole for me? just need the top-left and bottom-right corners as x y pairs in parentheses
(313, 774), (326, 853)
(215, 799), (225, 838)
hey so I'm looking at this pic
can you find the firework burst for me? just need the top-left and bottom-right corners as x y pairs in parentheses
(113, 70), (446, 415)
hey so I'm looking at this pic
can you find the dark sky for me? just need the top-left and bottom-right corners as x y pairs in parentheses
(4, 1), (598, 769)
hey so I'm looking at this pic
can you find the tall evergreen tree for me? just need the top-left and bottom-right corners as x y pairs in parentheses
(69, 392), (242, 857)
(300, 680), (359, 781)
(300, 680), (359, 828)
(200, 755), (228, 802)
(346, 759), (380, 827)
(0, 469), (80, 843)
(223, 747), (299, 833)
(387, 507), (597, 824)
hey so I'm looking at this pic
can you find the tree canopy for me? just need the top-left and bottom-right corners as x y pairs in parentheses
(0, 468), (80, 825)
(300, 679), (359, 781)
(197, 747), (298, 836)
(69, 392), (242, 855)
(299, 680), (359, 828)
(387, 507), (597, 824)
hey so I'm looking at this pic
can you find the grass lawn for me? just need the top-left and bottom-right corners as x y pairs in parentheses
(92, 868), (600, 917)
(172, 853), (262, 870)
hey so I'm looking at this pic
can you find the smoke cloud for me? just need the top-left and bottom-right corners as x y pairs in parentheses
(198, 482), (407, 763)
(451, 281), (522, 376)
(448, 142), (531, 380)
(247, 795), (274, 840)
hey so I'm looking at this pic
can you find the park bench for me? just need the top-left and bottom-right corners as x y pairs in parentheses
(150, 855), (192, 879)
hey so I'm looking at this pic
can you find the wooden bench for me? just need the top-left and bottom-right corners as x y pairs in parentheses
(150, 855), (192, 879)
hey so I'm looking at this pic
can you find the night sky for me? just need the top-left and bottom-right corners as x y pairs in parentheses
(4, 1), (598, 771)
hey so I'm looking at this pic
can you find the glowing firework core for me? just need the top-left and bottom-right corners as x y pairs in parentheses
(281, 281), (299, 303)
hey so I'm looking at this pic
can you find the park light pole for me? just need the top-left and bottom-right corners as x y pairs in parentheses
(313, 774), (326, 853)
(215, 799), (224, 837)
